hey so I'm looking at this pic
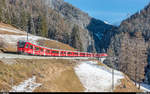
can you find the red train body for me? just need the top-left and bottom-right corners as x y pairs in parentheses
(17, 40), (108, 58)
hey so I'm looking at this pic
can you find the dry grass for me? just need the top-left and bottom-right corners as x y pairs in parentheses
(0, 39), (17, 52)
(0, 23), (25, 35)
(37, 39), (76, 51)
(0, 23), (24, 32)
(0, 30), (25, 35)
(0, 59), (84, 92)
(114, 75), (142, 92)
(0, 23), (16, 29)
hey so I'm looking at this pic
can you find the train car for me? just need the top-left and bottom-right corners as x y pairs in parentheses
(17, 40), (108, 58)
(17, 41), (33, 55)
(45, 49), (51, 56)
(51, 49), (60, 56)
(80, 52), (85, 57)
(98, 53), (108, 58)
(60, 51), (67, 57)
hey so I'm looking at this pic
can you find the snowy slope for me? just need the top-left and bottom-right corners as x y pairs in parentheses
(0, 27), (53, 46)
(74, 61), (124, 92)
(0, 35), (48, 45)
(10, 76), (41, 92)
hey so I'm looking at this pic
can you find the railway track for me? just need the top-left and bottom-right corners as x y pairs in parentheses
(0, 53), (97, 60)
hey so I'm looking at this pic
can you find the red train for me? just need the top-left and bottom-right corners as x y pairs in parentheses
(17, 40), (108, 58)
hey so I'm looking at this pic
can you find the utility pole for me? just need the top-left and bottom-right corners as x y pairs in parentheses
(109, 56), (117, 92)
(112, 65), (114, 91)
(27, 30), (29, 41)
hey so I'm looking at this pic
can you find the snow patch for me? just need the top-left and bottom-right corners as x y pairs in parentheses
(94, 32), (104, 40)
(104, 21), (109, 24)
(0, 27), (51, 45)
(136, 83), (150, 92)
(82, 61), (98, 64)
(10, 76), (41, 92)
(74, 61), (124, 92)
(0, 35), (49, 45)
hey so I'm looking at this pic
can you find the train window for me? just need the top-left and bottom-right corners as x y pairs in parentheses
(80, 53), (85, 55)
(68, 52), (72, 54)
(74, 53), (78, 55)
(52, 51), (59, 54)
(61, 52), (66, 54)
(30, 45), (33, 49)
(41, 48), (43, 52)
(35, 47), (39, 51)
(18, 41), (26, 48)
(25, 44), (29, 48)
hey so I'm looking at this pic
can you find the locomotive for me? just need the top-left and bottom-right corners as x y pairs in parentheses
(17, 40), (108, 58)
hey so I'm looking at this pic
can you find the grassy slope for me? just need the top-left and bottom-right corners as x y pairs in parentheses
(114, 75), (142, 92)
(0, 59), (84, 92)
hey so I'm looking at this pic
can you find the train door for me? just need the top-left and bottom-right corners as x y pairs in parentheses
(51, 50), (59, 56)
(17, 41), (26, 53)
(60, 51), (65, 57)
(68, 52), (72, 57)
(34, 46), (40, 55)
(24, 43), (30, 54)
(29, 44), (33, 55)
(45, 49), (50, 56)
(40, 48), (44, 56)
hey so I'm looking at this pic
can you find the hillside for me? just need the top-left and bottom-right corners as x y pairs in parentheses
(0, 23), (143, 92)
(106, 2), (150, 86)
(0, 23), (75, 52)
(46, 0), (117, 52)
(0, 58), (142, 92)
(0, 0), (116, 53)
(0, 0), (150, 92)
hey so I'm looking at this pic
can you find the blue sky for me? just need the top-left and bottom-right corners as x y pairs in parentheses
(64, 0), (150, 25)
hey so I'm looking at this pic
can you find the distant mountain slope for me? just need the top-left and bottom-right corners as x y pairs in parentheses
(107, 3), (150, 84)
(48, 0), (117, 52)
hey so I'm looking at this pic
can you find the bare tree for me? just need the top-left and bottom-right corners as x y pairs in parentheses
(118, 32), (147, 89)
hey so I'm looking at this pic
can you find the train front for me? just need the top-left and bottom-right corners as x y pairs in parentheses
(17, 40), (26, 54)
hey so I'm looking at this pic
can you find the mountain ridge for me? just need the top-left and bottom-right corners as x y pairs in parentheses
(107, 2), (150, 85)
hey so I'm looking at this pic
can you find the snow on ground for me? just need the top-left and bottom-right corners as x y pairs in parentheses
(94, 33), (103, 40)
(0, 26), (62, 47)
(10, 76), (41, 92)
(0, 27), (51, 44)
(136, 83), (150, 92)
(104, 21), (109, 24)
(74, 61), (124, 92)
(0, 34), (49, 45)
